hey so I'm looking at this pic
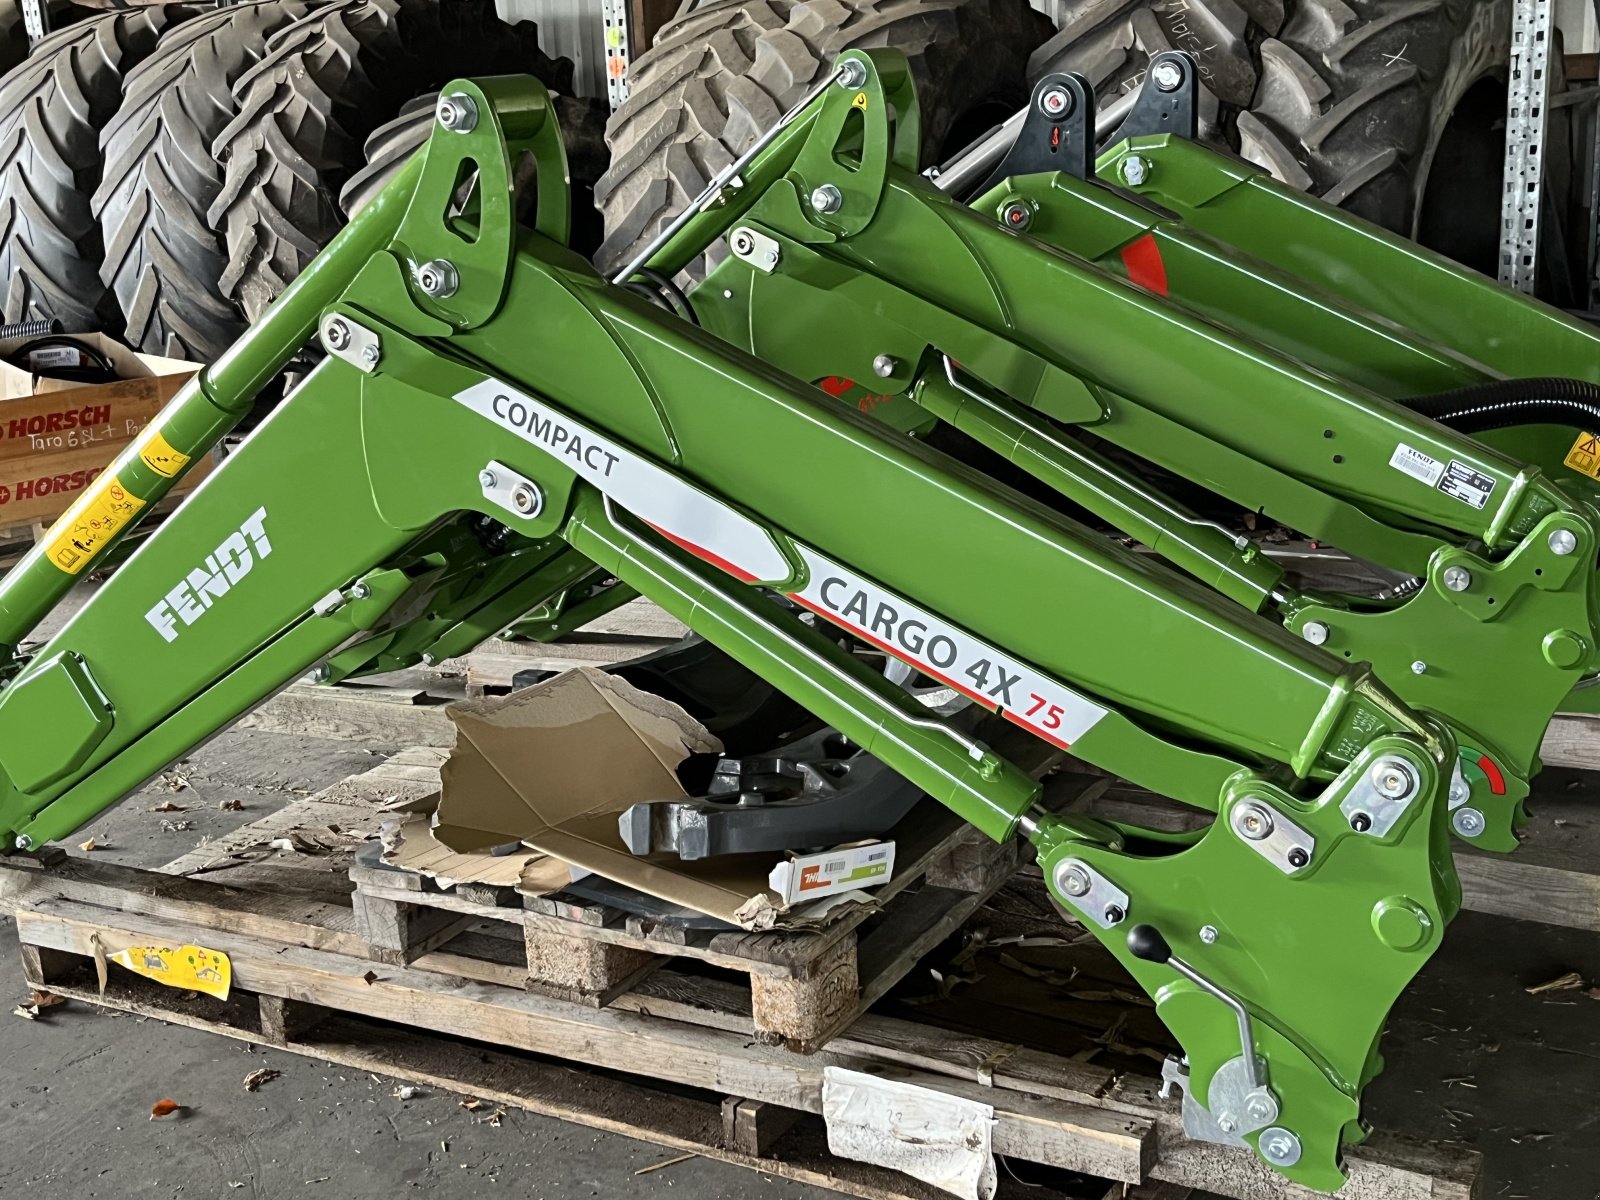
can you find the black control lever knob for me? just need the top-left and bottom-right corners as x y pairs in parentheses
(1127, 923), (1172, 964)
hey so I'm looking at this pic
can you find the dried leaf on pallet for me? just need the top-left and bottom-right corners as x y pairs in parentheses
(393, 1085), (422, 1101)
(459, 1099), (486, 1112)
(218, 799), (244, 812)
(79, 837), (99, 852)
(14, 991), (64, 1017)
(150, 1099), (186, 1119)
(90, 932), (107, 996)
(1525, 971), (1584, 995)
(243, 1068), (281, 1092)
(150, 802), (187, 813)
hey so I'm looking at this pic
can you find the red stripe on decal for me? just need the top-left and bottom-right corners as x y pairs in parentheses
(819, 376), (855, 397)
(1120, 234), (1169, 296)
(1477, 754), (1506, 796)
(644, 522), (759, 583)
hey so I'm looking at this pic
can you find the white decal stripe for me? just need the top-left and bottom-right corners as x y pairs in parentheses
(791, 546), (1107, 747)
(455, 379), (790, 582)
(457, 378), (1108, 751)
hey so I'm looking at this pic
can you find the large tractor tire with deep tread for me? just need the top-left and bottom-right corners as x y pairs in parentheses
(210, 0), (573, 323)
(0, 5), (189, 331)
(594, 0), (1053, 281)
(0, 1), (93, 76)
(1242, 0), (1511, 255)
(93, 0), (311, 361)
(1033, 0), (1511, 256)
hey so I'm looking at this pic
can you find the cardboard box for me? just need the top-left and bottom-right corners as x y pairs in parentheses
(429, 667), (902, 930)
(0, 334), (198, 530)
(768, 841), (896, 905)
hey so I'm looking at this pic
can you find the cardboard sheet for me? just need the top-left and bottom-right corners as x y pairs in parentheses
(429, 667), (894, 929)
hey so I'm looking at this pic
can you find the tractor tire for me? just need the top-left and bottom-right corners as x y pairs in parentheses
(93, 0), (311, 361)
(0, 6), (188, 331)
(209, 0), (573, 323)
(0, 2), (93, 76)
(594, 0), (1053, 281)
(1033, 1), (1512, 258)
(1243, 0), (1512, 264)
(338, 89), (610, 252)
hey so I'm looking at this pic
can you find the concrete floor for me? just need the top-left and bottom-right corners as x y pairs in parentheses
(0, 725), (1595, 1199)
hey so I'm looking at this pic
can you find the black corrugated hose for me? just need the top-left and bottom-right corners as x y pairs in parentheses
(1405, 377), (1600, 433)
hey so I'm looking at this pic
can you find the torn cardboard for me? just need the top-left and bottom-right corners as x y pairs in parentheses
(430, 667), (900, 930)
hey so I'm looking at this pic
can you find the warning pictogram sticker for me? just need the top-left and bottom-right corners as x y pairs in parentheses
(1564, 431), (1600, 480)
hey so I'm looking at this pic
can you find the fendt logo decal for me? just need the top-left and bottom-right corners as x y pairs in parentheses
(455, 376), (1108, 753)
(145, 507), (273, 643)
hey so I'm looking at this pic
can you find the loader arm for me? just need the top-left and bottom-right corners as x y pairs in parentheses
(622, 50), (1600, 853)
(0, 76), (1474, 1190)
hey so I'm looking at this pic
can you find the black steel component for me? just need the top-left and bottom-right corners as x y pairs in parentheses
(554, 877), (738, 930)
(1127, 923), (1172, 963)
(977, 72), (1094, 196)
(1103, 50), (1198, 147)
(618, 727), (926, 861)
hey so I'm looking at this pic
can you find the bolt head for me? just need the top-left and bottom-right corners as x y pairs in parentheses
(1549, 528), (1578, 556)
(1371, 758), (1415, 799)
(416, 258), (459, 298)
(1000, 200), (1032, 231)
(1198, 924), (1218, 944)
(1039, 85), (1072, 118)
(436, 92), (479, 133)
(1152, 61), (1184, 92)
(730, 229), (756, 256)
(479, 469), (498, 489)
(1244, 1094), (1276, 1123)
(360, 343), (381, 366)
(1442, 565), (1472, 592)
(1286, 847), (1310, 869)
(1057, 863), (1091, 897)
(872, 354), (898, 379)
(810, 183), (843, 215)
(324, 318), (351, 350)
(1410, 660), (1427, 675)
(1120, 155), (1149, 186)
(1301, 621), (1329, 646)
(1449, 775), (1470, 806)
(836, 59), (867, 89)
(1235, 803), (1274, 841)
(510, 484), (541, 516)
(1217, 1115), (1238, 1134)
(1452, 807), (1486, 837)
(1102, 903), (1126, 925)
(350, 583), (372, 601)
(14, 834), (31, 851)
(1349, 811), (1372, 833)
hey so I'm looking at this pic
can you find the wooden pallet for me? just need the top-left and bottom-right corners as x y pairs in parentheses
(351, 803), (1025, 1052)
(1, 847), (1476, 1200)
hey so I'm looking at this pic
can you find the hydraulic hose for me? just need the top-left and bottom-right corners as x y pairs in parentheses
(1405, 377), (1600, 434)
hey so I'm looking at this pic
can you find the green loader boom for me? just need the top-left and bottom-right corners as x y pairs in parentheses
(0, 65), (1584, 1191)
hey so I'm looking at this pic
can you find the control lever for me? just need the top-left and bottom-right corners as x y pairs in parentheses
(1128, 923), (1262, 1091)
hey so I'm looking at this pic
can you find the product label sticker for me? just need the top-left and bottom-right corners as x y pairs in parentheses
(45, 476), (145, 575)
(25, 346), (80, 371)
(1438, 461), (1496, 510)
(1389, 443), (1445, 486)
(1564, 432), (1600, 480)
(139, 429), (190, 478)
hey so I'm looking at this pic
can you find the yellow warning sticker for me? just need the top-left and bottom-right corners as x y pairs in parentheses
(852, 90), (869, 111)
(110, 943), (231, 1000)
(139, 429), (190, 478)
(1564, 432), (1600, 480)
(45, 477), (145, 575)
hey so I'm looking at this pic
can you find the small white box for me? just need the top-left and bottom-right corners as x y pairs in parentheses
(768, 840), (896, 905)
